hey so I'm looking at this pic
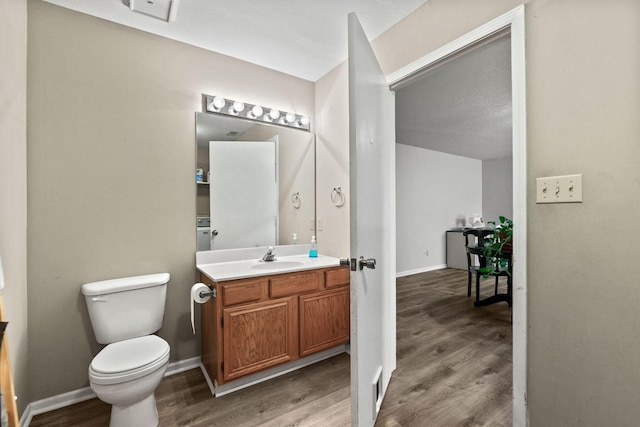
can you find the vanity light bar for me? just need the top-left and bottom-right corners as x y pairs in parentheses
(204, 95), (311, 131)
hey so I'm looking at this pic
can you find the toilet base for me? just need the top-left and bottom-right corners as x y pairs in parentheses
(109, 393), (158, 427)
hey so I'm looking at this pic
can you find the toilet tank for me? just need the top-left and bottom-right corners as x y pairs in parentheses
(81, 273), (169, 344)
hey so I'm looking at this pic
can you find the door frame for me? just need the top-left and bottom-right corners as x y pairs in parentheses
(386, 5), (527, 425)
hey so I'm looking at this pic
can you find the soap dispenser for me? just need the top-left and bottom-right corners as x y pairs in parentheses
(309, 236), (318, 258)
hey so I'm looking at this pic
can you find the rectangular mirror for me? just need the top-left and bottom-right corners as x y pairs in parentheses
(196, 111), (315, 251)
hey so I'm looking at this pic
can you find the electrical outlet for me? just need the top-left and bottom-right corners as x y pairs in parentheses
(423, 250), (429, 256)
(536, 174), (583, 204)
(318, 218), (323, 231)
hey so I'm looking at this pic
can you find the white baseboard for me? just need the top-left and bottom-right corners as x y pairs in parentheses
(19, 356), (201, 427)
(165, 356), (200, 376)
(19, 386), (95, 427)
(396, 264), (447, 278)
(19, 404), (33, 427)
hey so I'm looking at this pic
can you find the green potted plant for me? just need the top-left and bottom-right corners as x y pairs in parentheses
(479, 216), (513, 277)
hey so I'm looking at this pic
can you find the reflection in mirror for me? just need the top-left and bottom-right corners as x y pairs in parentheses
(196, 112), (315, 251)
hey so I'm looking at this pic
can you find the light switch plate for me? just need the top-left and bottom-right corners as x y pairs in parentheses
(536, 174), (583, 203)
(129, 0), (179, 22)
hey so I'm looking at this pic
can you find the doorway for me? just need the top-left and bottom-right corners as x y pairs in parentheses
(394, 30), (513, 274)
(387, 6), (527, 424)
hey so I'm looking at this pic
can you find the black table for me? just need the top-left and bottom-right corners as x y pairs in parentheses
(471, 247), (512, 307)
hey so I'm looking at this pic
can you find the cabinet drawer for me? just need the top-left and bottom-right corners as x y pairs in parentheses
(221, 278), (268, 307)
(270, 271), (320, 298)
(325, 267), (350, 289)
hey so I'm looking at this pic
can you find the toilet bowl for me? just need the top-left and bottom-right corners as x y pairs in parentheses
(88, 335), (170, 427)
(82, 273), (171, 427)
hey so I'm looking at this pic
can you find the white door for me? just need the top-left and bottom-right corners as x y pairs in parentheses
(348, 13), (396, 426)
(209, 140), (278, 249)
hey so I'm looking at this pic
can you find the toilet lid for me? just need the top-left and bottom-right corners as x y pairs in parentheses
(91, 335), (169, 375)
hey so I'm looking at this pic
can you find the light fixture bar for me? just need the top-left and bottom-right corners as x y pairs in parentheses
(204, 94), (311, 131)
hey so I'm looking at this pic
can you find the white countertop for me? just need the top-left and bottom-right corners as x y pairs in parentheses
(196, 247), (341, 282)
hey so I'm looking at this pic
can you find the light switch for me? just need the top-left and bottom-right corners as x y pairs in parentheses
(317, 218), (324, 231)
(536, 174), (583, 204)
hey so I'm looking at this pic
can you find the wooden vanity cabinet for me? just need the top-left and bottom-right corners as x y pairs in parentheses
(199, 266), (350, 387)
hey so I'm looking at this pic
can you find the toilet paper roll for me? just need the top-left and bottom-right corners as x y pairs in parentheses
(190, 283), (212, 334)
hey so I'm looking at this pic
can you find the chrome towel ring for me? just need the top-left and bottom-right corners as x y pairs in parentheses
(331, 186), (345, 207)
(291, 192), (301, 209)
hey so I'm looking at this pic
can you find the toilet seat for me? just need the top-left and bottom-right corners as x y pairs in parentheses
(89, 335), (170, 385)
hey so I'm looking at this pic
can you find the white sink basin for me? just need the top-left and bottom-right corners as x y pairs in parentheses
(197, 252), (340, 282)
(251, 261), (306, 270)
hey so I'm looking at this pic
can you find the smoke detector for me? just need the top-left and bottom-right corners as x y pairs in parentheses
(124, 0), (180, 22)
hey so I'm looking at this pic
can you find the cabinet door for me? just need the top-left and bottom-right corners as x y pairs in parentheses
(299, 288), (350, 357)
(446, 231), (469, 270)
(223, 297), (298, 382)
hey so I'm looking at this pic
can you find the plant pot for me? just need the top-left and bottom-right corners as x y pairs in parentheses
(497, 232), (512, 253)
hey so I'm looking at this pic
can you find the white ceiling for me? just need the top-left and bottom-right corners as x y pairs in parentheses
(395, 34), (512, 160)
(41, 0), (429, 82)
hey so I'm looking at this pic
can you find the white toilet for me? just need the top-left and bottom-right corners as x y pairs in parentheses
(81, 273), (171, 427)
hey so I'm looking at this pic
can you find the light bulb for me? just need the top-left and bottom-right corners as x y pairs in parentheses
(229, 101), (245, 115)
(298, 116), (310, 127)
(211, 96), (225, 111)
(269, 109), (280, 120)
(285, 112), (296, 123)
(249, 105), (263, 118)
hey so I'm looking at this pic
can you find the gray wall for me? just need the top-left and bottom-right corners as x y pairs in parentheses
(0, 0), (29, 414)
(314, 62), (351, 258)
(374, 0), (640, 424)
(482, 156), (513, 225)
(27, 0), (313, 401)
(396, 144), (482, 275)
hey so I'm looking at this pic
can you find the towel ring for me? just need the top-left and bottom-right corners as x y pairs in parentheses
(331, 186), (345, 207)
(291, 192), (301, 209)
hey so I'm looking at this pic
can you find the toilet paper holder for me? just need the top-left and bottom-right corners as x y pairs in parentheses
(199, 288), (216, 298)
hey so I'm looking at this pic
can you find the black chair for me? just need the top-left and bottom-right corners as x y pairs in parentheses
(463, 229), (506, 302)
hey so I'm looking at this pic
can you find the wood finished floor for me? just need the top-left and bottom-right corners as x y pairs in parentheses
(30, 268), (512, 426)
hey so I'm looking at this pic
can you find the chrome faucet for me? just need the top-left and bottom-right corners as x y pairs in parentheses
(262, 246), (276, 262)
